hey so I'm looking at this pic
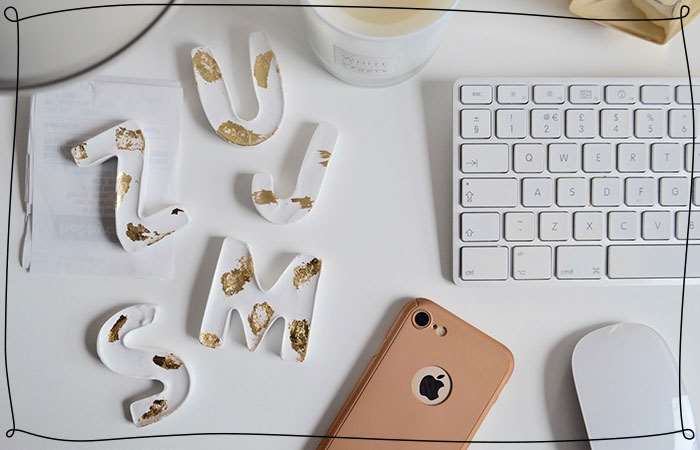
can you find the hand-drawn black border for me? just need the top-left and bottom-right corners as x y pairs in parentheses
(1, 2), (697, 446)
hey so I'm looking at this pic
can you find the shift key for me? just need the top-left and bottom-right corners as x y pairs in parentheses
(461, 178), (518, 207)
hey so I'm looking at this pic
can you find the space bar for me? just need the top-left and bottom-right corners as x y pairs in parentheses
(608, 245), (700, 279)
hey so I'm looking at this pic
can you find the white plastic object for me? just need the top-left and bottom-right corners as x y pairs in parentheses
(70, 120), (190, 252)
(191, 31), (284, 147)
(251, 122), (339, 224)
(199, 238), (322, 362)
(572, 323), (698, 449)
(96, 304), (191, 427)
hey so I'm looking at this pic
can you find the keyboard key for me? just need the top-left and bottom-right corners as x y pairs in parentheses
(460, 247), (508, 280)
(497, 85), (528, 104)
(460, 85), (492, 104)
(617, 143), (648, 172)
(676, 212), (700, 240)
(591, 177), (621, 206)
(549, 143), (580, 172)
(676, 85), (700, 104)
(514, 144), (546, 173)
(583, 143), (613, 173)
(522, 178), (553, 206)
(608, 245), (700, 278)
(625, 177), (656, 206)
(512, 246), (552, 280)
(566, 109), (597, 138)
(608, 211), (638, 240)
(651, 143), (682, 172)
(600, 109), (631, 138)
(635, 109), (665, 138)
(642, 211), (672, 240)
(569, 85), (601, 104)
(533, 85), (565, 104)
(659, 177), (689, 206)
(669, 109), (695, 138)
(574, 211), (604, 241)
(461, 213), (500, 242)
(686, 143), (700, 172)
(556, 246), (604, 279)
(461, 178), (518, 207)
(557, 178), (588, 206)
(531, 109), (562, 138)
(496, 109), (527, 138)
(460, 109), (491, 139)
(605, 85), (636, 104)
(696, 178), (700, 205)
(539, 212), (571, 241)
(505, 212), (536, 241)
(640, 85), (672, 104)
(460, 144), (508, 173)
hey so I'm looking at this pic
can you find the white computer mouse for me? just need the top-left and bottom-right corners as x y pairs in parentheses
(572, 323), (697, 450)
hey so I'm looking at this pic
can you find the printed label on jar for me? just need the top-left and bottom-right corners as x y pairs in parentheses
(333, 46), (395, 76)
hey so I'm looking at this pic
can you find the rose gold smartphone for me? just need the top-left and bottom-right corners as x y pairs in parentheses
(318, 298), (514, 450)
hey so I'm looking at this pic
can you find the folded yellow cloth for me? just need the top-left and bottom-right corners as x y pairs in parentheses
(570, 0), (699, 44)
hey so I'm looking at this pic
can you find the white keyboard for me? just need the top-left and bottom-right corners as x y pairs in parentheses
(452, 78), (699, 282)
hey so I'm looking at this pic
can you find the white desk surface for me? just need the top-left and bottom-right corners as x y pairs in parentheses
(1, 1), (700, 449)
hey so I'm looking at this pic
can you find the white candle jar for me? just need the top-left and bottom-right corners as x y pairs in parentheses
(302, 1), (458, 87)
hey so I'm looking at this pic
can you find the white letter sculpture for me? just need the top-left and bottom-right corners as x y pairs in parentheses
(70, 121), (190, 252)
(199, 238), (321, 362)
(251, 122), (339, 224)
(96, 304), (191, 427)
(191, 31), (284, 147)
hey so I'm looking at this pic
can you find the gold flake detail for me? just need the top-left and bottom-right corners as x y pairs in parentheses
(72, 143), (88, 161)
(221, 256), (254, 296)
(139, 399), (168, 426)
(125, 223), (174, 246)
(293, 258), (321, 289)
(216, 121), (266, 146)
(319, 150), (331, 168)
(152, 354), (182, 370)
(115, 127), (145, 153)
(252, 190), (278, 205)
(126, 223), (150, 242)
(291, 196), (313, 209)
(248, 302), (274, 336)
(108, 315), (127, 343)
(116, 172), (132, 209)
(200, 332), (221, 348)
(192, 49), (222, 83)
(289, 319), (310, 362)
(253, 50), (274, 88)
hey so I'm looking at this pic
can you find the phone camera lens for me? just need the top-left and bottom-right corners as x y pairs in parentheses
(413, 311), (431, 328)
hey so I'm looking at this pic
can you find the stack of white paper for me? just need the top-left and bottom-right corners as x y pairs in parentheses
(23, 77), (184, 279)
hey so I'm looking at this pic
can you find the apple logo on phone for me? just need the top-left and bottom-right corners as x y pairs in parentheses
(412, 366), (452, 405)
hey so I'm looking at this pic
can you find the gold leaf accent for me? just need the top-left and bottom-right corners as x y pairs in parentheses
(293, 258), (321, 289)
(216, 120), (266, 146)
(289, 319), (310, 362)
(200, 332), (221, 348)
(126, 223), (150, 242)
(291, 196), (313, 209)
(71, 143), (88, 161)
(319, 150), (331, 168)
(115, 127), (145, 153)
(253, 50), (274, 88)
(116, 172), (132, 209)
(139, 399), (168, 426)
(221, 256), (254, 296)
(192, 49), (222, 83)
(108, 315), (127, 343)
(152, 354), (182, 370)
(251, 190), (278, 205)
(248, 302), (274, 336)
